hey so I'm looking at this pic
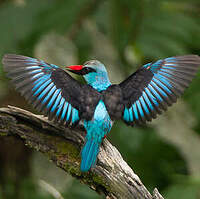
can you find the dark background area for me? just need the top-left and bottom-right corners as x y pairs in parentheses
(0, 0), (200, 198)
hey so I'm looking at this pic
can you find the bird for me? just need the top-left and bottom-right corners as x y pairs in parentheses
(2, 54), (200, 172)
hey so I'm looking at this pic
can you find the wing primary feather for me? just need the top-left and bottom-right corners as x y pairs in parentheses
(151, 80), (172, 106)
(33, 79), (52, 96)
(149, 81), (169, 110)
(157, 70), (191, 86)
(162, 65), (198, 72)
(132, 103), (139, 121)
(142, 91), (156, 118)
(16, 75), (48, 90)
(49, 91), (62, 120)
(155, 72), (186, 93)
(152, 76), (173, 94)
(34, 83), (55, 110)
(136, 100), (146, 123)
(32, 75), (51, 91)
(153, 75), (181, 99)
(60, 102), (68, 123)
(56, 97), (65, 120)
(148, 84), (168, 111)
(46, 89), (60, 109)
(123, 107), (130, 123)
(153, 73), (174, 89)
(129, 107), (134, 123)
(6, 66), (41, 75)
(72, 108), (80, 126)
(147, 84), (163, 102)
(139, 96), (152, 121)
(144, 87), (162, 114)
(65, 104), (72, 125)
(20, 78), (52, 106)
(160, 68), (195, 79)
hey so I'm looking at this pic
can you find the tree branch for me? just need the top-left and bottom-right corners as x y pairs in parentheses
(0, 106), (164, 199)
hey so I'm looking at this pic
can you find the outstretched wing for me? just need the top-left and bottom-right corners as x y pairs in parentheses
(3, 54), (100, 126)
(119, 55), (200, 125)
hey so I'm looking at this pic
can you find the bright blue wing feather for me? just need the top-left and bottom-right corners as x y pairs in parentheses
(47, 88), (60, 109)
(56, 97), (65, 117)
(40, 84), (55, 101)
(136, 100), (144, 118)
(152, 77), (172, 93)
(151, 81), (168, 98)
(51, 92), (62, 112)
(123, 55), (200, 125)
(139, 96), (150, 115)
(33, 79), (51, 94)
(148, 84), (163, 102)
(72, 108), (79, 124)
(133, 103), (138, 120)
(3, 55), (80, 126)
(66, 104), (72, 121)
(123, 107), (130, 122)
(32, 77), (51, 92)
(129, 107), (134, 122)
(61, 102), (68, 121)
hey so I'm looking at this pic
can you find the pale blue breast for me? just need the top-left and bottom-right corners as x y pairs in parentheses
(84, 100), (113, 142)
(83, 71), (111, 92)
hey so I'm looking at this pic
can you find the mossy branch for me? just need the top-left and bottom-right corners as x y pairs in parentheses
(0, 106), (164, 199)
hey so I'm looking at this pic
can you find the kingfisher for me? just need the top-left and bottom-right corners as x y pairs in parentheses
(2, 54), (200, 172)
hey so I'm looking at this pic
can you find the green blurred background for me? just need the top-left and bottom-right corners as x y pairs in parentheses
(0, 0), (200, 198)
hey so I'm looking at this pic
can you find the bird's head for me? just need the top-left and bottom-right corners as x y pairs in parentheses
(66, 60), (106, 75)
(66, 60), (110, 90)
(66, 60), (109, 82)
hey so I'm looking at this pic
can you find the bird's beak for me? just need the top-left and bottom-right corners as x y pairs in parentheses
(66, 65), (84, 75)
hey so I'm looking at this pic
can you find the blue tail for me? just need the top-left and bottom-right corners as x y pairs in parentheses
(81, 139), (100, 172)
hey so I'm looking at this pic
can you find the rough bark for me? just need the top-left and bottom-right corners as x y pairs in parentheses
(0, 106), (164, 199)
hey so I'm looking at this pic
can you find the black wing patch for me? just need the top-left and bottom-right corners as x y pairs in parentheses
(120, 55), (200, 125)
(102, 85), (124, 120)
(3, 54), (100, 126)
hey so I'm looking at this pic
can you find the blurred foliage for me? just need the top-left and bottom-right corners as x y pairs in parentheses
(0, 0), (200, 198)
(111, 122), (188, 191)
(163, 175), (200, 199)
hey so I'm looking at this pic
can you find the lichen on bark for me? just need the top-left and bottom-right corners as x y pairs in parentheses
(0, 106), (164, 199)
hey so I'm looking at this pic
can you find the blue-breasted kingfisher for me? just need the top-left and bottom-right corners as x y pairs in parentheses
(2, 54), (200, 172)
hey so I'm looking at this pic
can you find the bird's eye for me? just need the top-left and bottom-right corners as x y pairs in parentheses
(88, 67), (96, 73)
(81, 67), (96, 75)
(85, 67), (90, 71)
